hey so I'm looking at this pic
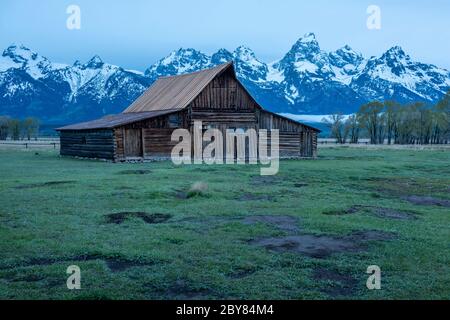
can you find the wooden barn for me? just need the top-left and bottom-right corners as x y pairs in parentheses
(57, 62), (320, 162)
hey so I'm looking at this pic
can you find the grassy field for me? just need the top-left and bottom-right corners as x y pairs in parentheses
(0, 147), (449, 300)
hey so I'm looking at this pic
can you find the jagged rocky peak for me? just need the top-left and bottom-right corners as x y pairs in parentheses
(234, 46), (266, 68)
(234, 46), (256, 59)
(83, 55), (104, 69)
(330, 45), (364, 66)
(144, 48), (211, 78)
(3, 44), (37, 61)
(277, 32), (323, 69)
(366, 46), (412, 76)
(211, 48), (233, 64)
(382, 45), (409, 61)
(291, 32), (321, 55)
(165, 48), (209, 64)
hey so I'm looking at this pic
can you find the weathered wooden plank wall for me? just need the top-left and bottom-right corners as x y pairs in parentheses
(60, 130), (115, 160)
(191, 69), (258, 111)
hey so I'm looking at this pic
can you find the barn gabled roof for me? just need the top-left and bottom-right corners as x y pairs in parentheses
(58, 61), (320, 132)
(123, 62), (232, 113)
(56, 109), (178, 131)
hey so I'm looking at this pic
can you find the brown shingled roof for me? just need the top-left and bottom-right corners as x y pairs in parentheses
(123, 62), (232, 113)
(56, 109), (178, 131)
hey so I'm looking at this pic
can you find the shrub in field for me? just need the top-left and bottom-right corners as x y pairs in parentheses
(187, 182), (209, 198)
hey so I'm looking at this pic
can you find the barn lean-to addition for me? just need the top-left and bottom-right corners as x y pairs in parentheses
(57, 62), (320, 162)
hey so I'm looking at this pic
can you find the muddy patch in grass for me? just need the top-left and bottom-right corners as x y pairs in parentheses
(345, 230), (397, 242)
(14, 180), (76, 189)
(322, 206), (360, 216)
(106, 212), (172, 225)
(403, 196), (450, 208)
(118, 169), (152, 175)
(1, 254), (155, 274)
(313, 268), (358, 297)
(249, 235), (360, 258)
(243, 215), (301, 233)
(249, 230), (396, 259)
(370, 207), (418, 220)
(293, 183), (309, 188)
(9, 274), (46, 283)
(250, 175), (280, 186)
(104, 259), (151, 272)
(227, 267), (260, 279)
(366, 177), (449, 198)
(323, 205), (418, 220)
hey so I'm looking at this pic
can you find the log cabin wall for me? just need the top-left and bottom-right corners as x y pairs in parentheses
(60, 130), (115, 160)
(258, 110), (318, 157)
(114, 110), (189, 161)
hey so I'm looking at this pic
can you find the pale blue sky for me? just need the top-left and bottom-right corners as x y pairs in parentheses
(1, 0), (449, 70)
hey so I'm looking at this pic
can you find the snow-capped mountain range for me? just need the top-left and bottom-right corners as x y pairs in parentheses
(1, 33), (449, 123)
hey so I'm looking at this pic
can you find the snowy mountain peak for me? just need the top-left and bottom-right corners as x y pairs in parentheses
(211, 48), (233, 64)
(281, 32), (322, 65)
(293, 33), (320, 50)
(234, 46), (265, 67)
(83, 55), (104, 69)
(144, 48), (211, 80)
(234, 46), (256, 58)
(2, 44), (40, 63)
(330, 45), (364, 67)
(299, 32), (317, 44)
(0, 44), (67, 78)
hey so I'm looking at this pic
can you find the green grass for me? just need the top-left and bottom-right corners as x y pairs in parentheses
(0, 147), (449, 300)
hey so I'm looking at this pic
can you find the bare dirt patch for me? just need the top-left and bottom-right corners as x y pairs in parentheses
(14, 180), (75, 189)
(1, 254), (154, 274)
(106, 212), (172, 225)
(249, 235), (360, 258)
(227, 267), (260, 279)
(322, 206), (360, 216)
(104, 259), (151, 272)
(403, 196), (450, 208)
(312, 267), (358, 297)
(293, 183), (309, 188)
(249, 230), (396, 259)
(345, 230), (397, 242)
(251, 176), (280, 186)
(243, 215), (301, 233)
(370, 207), (418, 220)
(118, 169), (152, 175)
(323, 205), (418, 220)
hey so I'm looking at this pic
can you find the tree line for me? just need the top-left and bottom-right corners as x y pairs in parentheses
(323, 91), (450, 145)
(0, 116), (40, 141)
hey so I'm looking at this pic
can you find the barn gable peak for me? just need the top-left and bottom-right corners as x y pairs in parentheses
(123, 62), (236, 113)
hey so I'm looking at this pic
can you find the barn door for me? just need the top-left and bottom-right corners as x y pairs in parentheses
(124, 129), (143, 158)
